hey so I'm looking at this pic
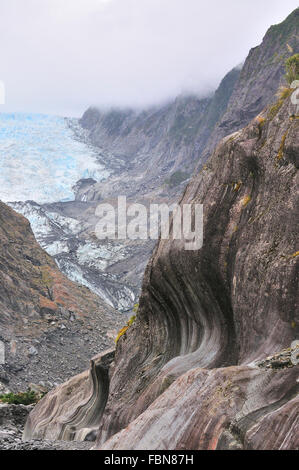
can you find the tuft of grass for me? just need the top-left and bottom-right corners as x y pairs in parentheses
(115, 315), (136, 344)
(128, 315), (136, 326)
(115, 326), (129, 344)
(0, 389), (43, 405)
(267, 83), (294, 121)
(277, 86), (293, 100)
(257, 116), (266, 127)
(242, 195), (252, 208)
(257, 116), (266, 139)
(133, 303), (139, 314)
(268, 99), (284, 120)
(277, 132), (288, 161)
(233, 182), (242, 192)
(40, 266), (53, 288)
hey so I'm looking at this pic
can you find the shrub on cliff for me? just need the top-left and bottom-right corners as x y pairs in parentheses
(115, 316), (136, 344)
(285, 54), (299, 84)
(0, 389), (42, 405)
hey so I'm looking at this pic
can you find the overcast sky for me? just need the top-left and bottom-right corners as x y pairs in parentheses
(0, 0), (298, 117)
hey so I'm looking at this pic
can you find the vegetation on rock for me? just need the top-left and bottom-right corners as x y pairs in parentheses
(0, 389), (43, 406)
(115, 315), (136, 344)
(285, 53), (299, 84)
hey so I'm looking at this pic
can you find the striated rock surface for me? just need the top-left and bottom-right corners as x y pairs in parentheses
(93, 92), (299, 450)
(0, 202), (123, 391)
(101, 365), (298, 451)
(0, 399), (93, 450)
(23, 349), (115, 442)
(25, 89), (299, 449)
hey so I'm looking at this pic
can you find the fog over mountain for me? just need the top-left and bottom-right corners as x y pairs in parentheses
(1, 0), (298, 116)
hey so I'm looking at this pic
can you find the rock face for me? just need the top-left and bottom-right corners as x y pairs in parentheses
(25, 89), (299, 449)
(101, 365), (298, 451)
(0, 400), (93, 450)
(23, 349), (114, 442)
(204, 8), (299, 157)
(94, 92), (299, 450)
(0, 202), (123, 391)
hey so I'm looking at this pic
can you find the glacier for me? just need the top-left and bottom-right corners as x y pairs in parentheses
(1, 113), (137, 312)
(0, 112), (110, 204)
(9, 200), (137, 311)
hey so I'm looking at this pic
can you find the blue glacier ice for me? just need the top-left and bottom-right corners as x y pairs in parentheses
(0, 112), (137, 310)
(0, 112), (109, 203)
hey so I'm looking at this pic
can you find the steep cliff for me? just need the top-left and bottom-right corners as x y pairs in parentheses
(0, 202), (123, 391)
(79, 9), (298, 203)
(96, 90), (299, 450)
(25, 88), (299, 449)
(204, 7), (299, 157)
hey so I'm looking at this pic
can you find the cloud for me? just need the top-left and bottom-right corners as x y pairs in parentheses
(0, 0), (298, 116)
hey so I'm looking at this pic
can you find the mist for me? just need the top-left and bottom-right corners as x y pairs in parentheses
(0, 0), (298, 117)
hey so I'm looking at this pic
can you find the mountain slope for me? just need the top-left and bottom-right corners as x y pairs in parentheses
(95, 90), (299, 449)
(0, 202), (123, 391)
(204, 7), (299, 156)
(9, 11), (298, 317)
(25, 89), (299, 449)
(79, 9), (298, 203)
(9, 200), (140, 312)
(79, 67), (241, 201)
